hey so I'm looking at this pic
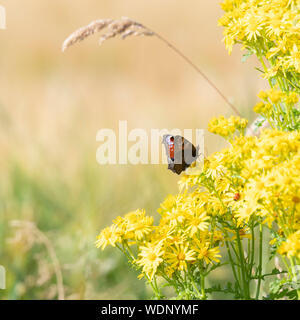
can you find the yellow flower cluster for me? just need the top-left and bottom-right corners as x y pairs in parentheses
(220, 2), (300, 132)
(138, 221), (222, 279)
(96, 116), (300, 298)
(219, 0), (300, 81)
(184, 120), (300, 258)
(95, 209), (153, 249)
(208, 115), (248, 138)
(96, 193), (222, 281)
(279, 231), (300, 259)
(253, 89), (299, 129)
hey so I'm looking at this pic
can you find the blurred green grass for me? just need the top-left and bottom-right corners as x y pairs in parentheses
(0, 156), (179, 299)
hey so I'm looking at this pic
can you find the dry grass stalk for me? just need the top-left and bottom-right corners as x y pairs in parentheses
(62, 17), (154, 52)
(10, 220), (65, 300)
(62, 17), (241, 117)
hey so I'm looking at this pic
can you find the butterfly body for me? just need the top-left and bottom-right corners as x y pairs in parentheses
(162, 134), (199, 175)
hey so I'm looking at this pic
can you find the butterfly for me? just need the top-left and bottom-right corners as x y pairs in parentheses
(162, 134), (199, 175)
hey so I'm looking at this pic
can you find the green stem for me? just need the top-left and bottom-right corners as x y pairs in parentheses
(200, 274), (207, 300)
(259, 56), (273, 88)
(117, 243), (133, 262)
(289, 257), (300, 300)
(124, 241), (136, 261)
(146, 274), (161, 298)
(281, 256), (292, 278)
(224, 236), (242, 295)
(191, 276), (202, 299)
(249, 223), (255, 278)
(236, 230), (250, 299)
(235, 241), (242, 286)
(255, 224), (263, 300)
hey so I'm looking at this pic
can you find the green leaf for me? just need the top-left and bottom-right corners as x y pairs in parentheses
(241, 50), (253, 63)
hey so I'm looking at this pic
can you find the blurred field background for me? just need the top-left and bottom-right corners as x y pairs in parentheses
(0, 1), (267, 299)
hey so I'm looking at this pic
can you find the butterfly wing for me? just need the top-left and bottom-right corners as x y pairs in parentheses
(178, 136), (199, 166)
(162, 135), (174, 162)
(163, 135), (199, 175)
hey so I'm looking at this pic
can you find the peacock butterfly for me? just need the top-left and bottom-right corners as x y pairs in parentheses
(162, 134), (199, 175)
